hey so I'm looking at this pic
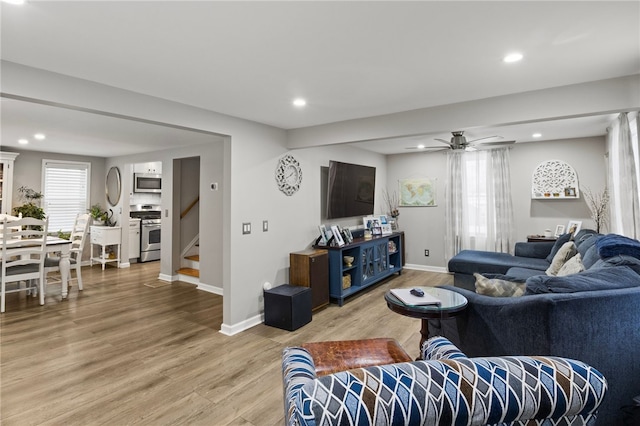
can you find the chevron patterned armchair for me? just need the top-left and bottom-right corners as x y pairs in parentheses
(282, 337), (607, 426)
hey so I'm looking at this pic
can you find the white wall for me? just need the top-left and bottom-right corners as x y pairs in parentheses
(386, 136), (607, 269)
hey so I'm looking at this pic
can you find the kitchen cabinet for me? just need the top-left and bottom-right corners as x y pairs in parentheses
(134, 161), (162, 174)
(128, 218), (141, 261)
(90, 226), (121, 270)
(0, 152), (19, 215)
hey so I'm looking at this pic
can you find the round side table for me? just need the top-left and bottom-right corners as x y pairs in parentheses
(384, 286), (467, 353)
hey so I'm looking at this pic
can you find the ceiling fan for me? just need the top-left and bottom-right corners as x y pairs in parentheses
(406, 131), (516, 151)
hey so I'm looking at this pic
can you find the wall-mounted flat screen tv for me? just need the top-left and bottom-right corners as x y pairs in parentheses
(326, 160), (376, 219)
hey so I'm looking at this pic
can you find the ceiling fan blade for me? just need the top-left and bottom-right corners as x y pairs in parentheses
(404, 146), (449, 151)
(467, 135), (503, 145)
(476, 140), (516, 146)
(434, 138), (453, 147)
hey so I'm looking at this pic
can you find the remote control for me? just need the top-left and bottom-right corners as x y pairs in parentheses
(410, 288), (424, 297)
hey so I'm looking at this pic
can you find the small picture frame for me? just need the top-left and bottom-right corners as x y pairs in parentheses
(363, 216), (376, 230)
(317, 224), (328, 245)
(554, 225), (565, 237)
(342, 228), (353, 244)
(370, 219), (382, 236)
(564, 187), (577, 197)
(566, 220), (582, 235)
(331, 225), (345, 246)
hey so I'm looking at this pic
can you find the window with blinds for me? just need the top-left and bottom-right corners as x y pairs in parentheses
(42, 160), (90, 232)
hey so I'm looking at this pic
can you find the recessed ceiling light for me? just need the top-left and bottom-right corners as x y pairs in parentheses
(503, 53), (523, 63)
(2, 0), (26, 5)
(18, 139), (29, 145)
(34, 133), (46, 140)
(532, 133), (542, 138)
(417, 144), (425, 149)
(293, 98), (306, 107)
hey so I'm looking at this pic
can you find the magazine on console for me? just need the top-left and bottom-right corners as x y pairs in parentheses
(390, 288), (441, 306)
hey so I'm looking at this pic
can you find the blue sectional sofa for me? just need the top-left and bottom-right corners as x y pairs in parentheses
(444, 230), (640, 425)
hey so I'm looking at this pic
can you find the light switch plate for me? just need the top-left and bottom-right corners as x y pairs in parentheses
(263, 220), (268, 232)
(242, 222), (251, 234)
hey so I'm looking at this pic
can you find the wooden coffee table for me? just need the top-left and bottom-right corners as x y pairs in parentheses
(384, 286), (467, 353)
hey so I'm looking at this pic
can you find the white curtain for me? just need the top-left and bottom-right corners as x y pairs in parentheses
(607, 112), (640, 238)
(444, 151), (464, 261)
(444, 147), (515, 262)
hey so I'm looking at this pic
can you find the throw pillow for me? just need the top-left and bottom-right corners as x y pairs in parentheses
(525, 265), (640, 294)
(545, 241), (578, 276)
(582, 244), (601, 269)
(596, 234), (640, 260)
(473, 273), (526, 297)
(557, 253), (584, 276)
(545, 233), (573, 262)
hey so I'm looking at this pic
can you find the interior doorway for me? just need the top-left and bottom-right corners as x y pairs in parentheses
(175, 156), (201, 281)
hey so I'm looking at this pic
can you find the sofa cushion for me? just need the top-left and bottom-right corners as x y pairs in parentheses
(525, 265), (640, 294)
(545, 233), (573, 262)
(592, 254), (640, 275)
(473, 273), (525, 297)
(582, 244), (601, 269)
(545, 242), (577, 276)
(596, 234), (640, 259)
(576, 234), (600, 257)
(503, 267), (546, 280)
(448, 250), (550, 276)
(557, 253), (584, 276)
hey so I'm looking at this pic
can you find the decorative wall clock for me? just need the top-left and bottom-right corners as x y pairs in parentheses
(275, 154), (302, 196)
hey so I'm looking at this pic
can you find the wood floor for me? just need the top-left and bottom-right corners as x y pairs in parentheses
(0, 263), (453, 425)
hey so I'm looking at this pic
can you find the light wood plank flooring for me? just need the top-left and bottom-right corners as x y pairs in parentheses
(1, 263), (452, 425)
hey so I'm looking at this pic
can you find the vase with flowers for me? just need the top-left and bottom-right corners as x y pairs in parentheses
(383, 189), (400, 230)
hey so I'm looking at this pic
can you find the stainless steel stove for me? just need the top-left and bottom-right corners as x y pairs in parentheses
(130, 204), (161, 262)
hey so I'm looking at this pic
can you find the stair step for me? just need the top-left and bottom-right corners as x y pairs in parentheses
(177, 267), (199, 278)
(185, 255), (199, 262)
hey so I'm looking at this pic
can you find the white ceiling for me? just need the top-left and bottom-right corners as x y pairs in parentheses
(1, 1), (638, 157)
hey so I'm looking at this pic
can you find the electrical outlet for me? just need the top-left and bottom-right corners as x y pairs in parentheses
(263, 220), (268, 232)
(424, 249), (430, 256)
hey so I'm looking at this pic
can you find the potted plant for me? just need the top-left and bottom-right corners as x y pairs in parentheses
(13, 186), (46, 220)
(89, 203), (107, 225)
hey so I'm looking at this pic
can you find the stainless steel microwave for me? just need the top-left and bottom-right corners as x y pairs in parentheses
(133, 173), (162, 193)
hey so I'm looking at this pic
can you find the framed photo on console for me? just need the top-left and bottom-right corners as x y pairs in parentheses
(331, 225), (345, 246)
(566, 220), (582, 235)
(554, 225), (565, 237)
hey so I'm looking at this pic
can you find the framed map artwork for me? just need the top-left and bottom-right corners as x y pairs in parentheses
(399, 178), (437, 207)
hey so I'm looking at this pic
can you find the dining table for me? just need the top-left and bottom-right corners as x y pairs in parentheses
(1, 236), (73, 299)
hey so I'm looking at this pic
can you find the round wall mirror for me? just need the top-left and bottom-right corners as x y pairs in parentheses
(106, 166), (121, 206)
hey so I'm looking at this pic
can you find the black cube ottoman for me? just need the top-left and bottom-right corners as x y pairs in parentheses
(264, 284), (312, 331)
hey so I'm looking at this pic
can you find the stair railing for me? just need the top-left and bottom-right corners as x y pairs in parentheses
(181, 196), (199, 219)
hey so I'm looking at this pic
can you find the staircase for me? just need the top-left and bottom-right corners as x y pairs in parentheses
(177, 240), (200, 285)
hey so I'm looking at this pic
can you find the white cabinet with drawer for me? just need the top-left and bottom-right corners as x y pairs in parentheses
(128, 218), (141, 261)
(90, 226), (122, 270)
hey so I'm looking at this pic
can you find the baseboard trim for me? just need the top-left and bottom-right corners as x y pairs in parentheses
(404, 263), (449, 274)
(119, 261), (131, 268)
(220, 314), (264, 336)
(158, 273), (174, 282)
(197, 282), (223, 296)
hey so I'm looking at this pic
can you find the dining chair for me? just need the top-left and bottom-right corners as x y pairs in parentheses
(44, 213), (90, 291)
(0, 213), (23, 241)
(1, 216), (49, 313)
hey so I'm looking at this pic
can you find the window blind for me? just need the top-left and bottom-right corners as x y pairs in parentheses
(43, 161), (90, 232)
